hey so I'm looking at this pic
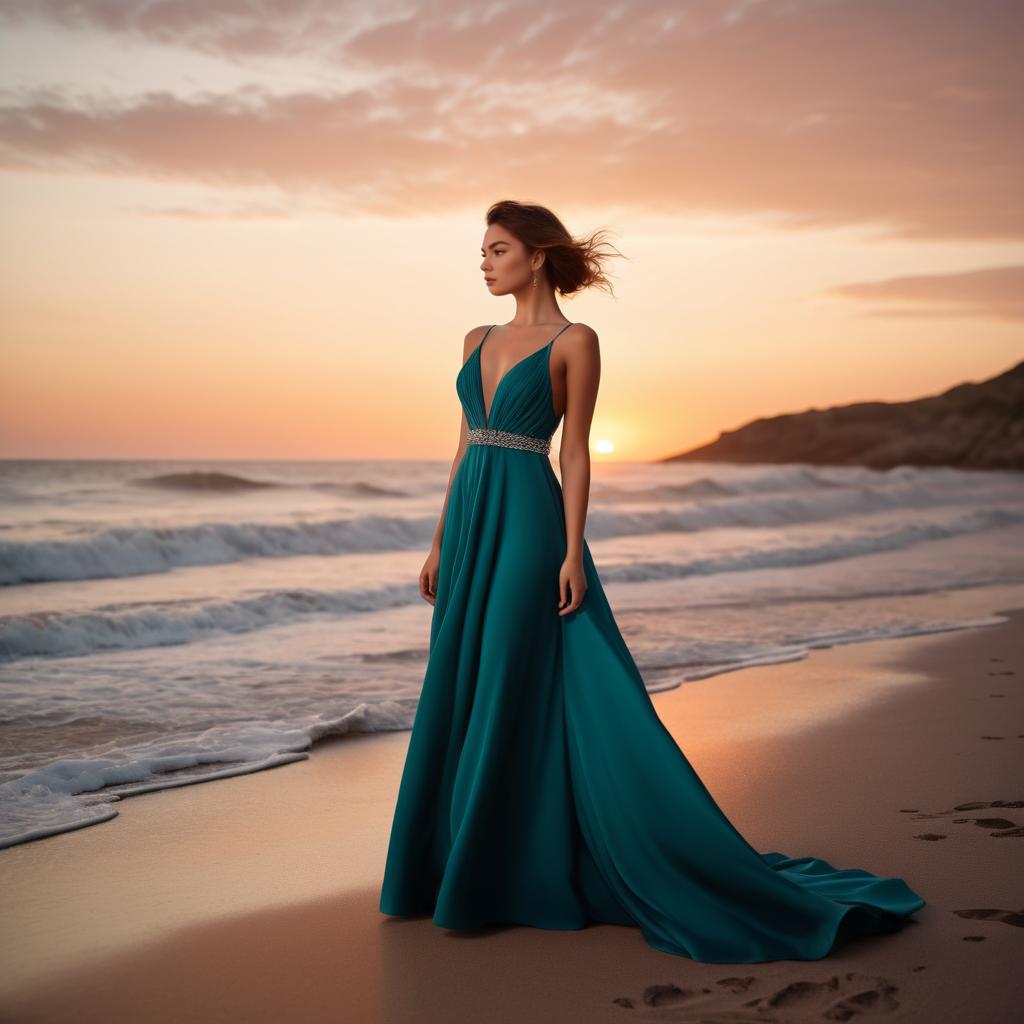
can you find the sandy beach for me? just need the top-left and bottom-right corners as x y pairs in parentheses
(2, 588), (1021, 1023)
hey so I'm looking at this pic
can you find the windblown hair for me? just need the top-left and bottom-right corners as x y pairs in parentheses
(485, 199), (626, 297)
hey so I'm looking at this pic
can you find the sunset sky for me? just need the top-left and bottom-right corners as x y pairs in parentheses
(0, 0), (1020, 462)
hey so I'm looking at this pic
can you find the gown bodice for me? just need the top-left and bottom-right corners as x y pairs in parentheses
(455, 322), (573, 442)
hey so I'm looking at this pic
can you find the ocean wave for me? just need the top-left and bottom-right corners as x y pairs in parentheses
(2, 471), (1021, 586)
(589, 466), (853, 503)
(3, 506), (1021, 661)
(597, 506), (1024, 582)
(0, 698), (418, 850)
(133, 471), (279, 492)
(0, 512), (438, 585)
(0, 582), (421, 661)
(312, 480), (416, 498)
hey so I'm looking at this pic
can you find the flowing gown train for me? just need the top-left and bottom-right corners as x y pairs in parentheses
(379, 322), (925, 963)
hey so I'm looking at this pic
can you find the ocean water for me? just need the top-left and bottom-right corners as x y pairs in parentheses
(1, 457), (1022, 850)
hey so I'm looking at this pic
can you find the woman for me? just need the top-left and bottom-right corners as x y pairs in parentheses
(379, 199), (925, 962)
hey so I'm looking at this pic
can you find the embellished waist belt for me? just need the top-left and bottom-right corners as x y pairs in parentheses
(466, 427), (551, 455)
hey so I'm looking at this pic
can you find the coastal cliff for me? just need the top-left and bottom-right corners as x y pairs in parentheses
(661, 360), (1024, 470)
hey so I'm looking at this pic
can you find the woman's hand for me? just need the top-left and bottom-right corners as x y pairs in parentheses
(557, 554), (587, 615)
(419, 546), (441, 605)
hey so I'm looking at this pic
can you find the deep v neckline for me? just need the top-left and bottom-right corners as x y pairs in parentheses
(477, 322), (574, 428)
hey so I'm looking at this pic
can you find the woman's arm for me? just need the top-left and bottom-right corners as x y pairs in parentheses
(556, 324), (601, 613)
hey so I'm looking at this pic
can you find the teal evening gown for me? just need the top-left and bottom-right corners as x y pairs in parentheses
(379, 323), (925, 963)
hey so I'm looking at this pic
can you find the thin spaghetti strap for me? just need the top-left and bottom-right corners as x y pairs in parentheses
(479, 324), (496, 351)
(548, 321), (574, 346)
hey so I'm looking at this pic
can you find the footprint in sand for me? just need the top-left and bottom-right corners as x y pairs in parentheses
(910, 800), (1022, 837)
(951, 817), (1016, 829)
(954, 908), (1024, 928)
(952, 801), (1023, 809)
(612, 971), (901, 1020)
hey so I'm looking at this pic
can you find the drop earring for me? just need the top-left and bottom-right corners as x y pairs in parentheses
(532, 271), (537, 288)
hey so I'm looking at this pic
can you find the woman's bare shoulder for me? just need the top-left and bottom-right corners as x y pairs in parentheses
(566, 322), (598, 340)
(460, 324), (492, 361)
(562, 322), (600, 355)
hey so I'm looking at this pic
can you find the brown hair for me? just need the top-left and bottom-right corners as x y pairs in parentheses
(485, 199), (626, 297)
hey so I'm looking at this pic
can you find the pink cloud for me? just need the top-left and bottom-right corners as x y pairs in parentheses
(0, 0), (1018, 239)
(827, 265), (1024, 322)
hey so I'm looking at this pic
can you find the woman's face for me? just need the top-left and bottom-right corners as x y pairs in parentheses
(479, 226), (534, 295)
